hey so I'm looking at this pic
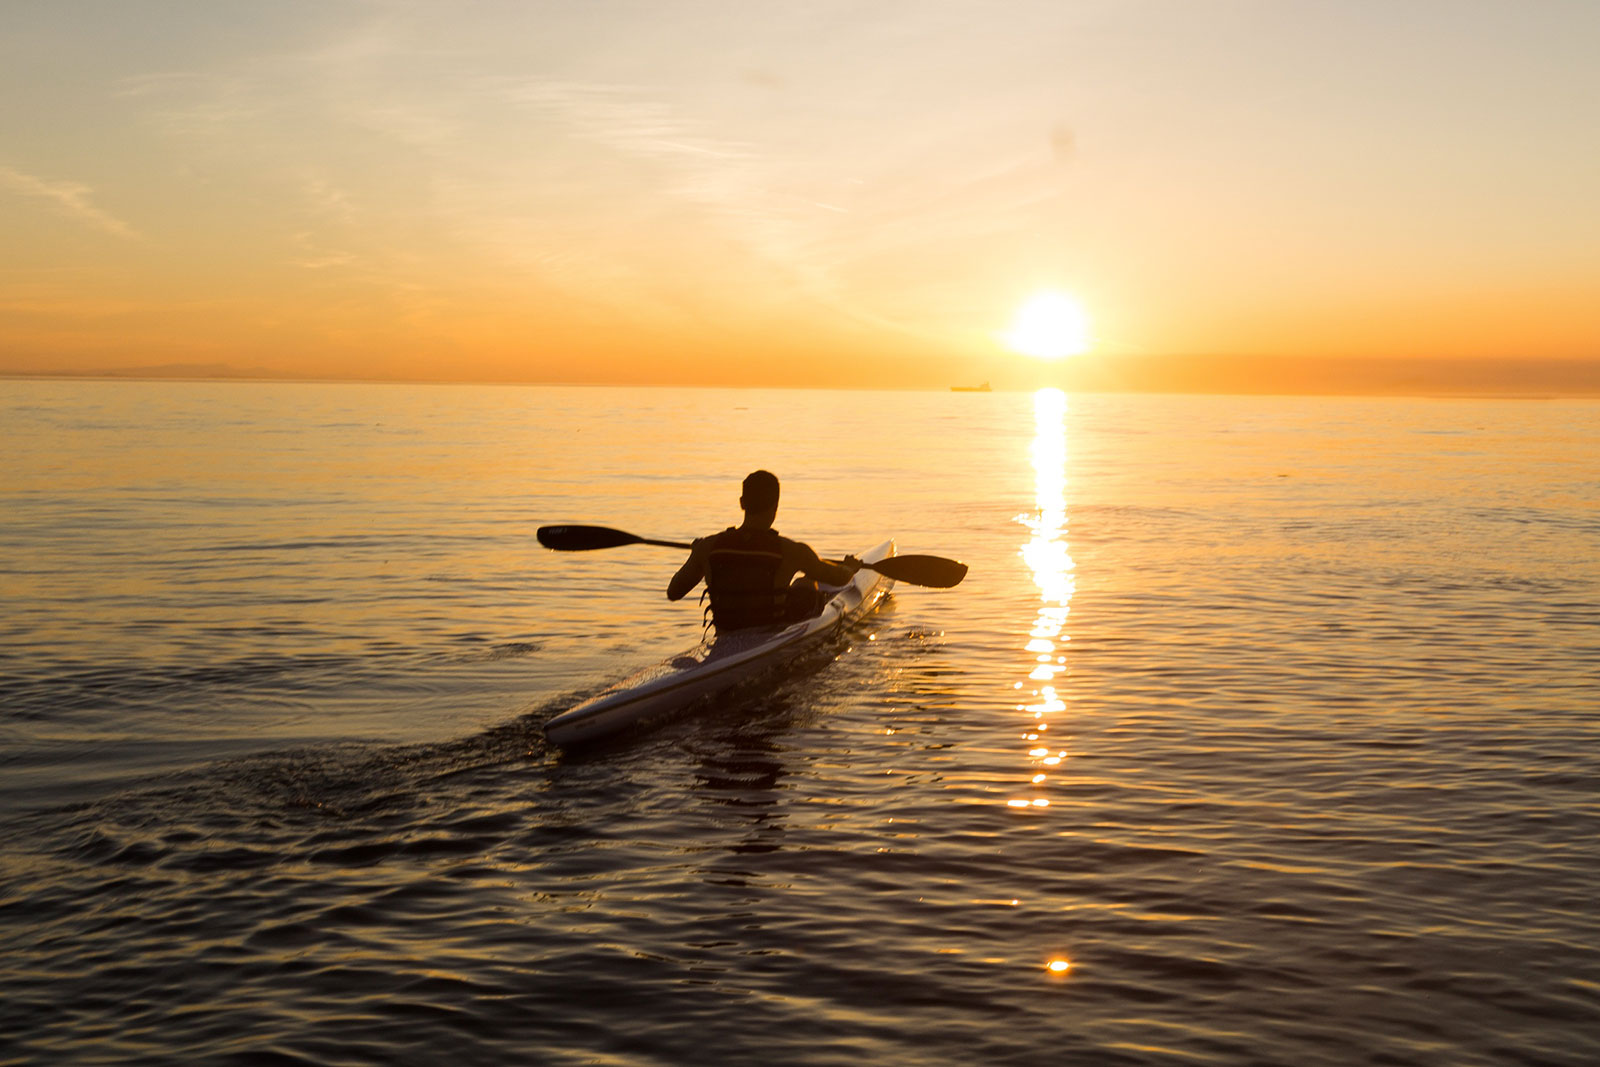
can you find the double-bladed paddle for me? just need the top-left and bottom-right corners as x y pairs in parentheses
(536, 524), (968, 588)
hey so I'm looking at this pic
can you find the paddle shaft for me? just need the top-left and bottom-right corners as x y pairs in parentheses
(536, 524), (966, 588)
(561, 531), (864, 571)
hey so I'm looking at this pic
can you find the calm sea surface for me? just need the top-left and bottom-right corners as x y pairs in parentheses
(2, 379), (1597, 1066)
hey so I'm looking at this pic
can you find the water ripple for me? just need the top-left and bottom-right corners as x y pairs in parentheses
(3, 384), (1598, 1066)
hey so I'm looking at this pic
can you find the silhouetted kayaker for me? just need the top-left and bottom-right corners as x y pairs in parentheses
(667, 470), (862, 631)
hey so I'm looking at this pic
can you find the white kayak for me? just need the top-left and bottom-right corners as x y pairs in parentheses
(544, 540), (896, 745)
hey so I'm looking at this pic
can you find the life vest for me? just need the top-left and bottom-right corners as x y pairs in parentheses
(705, 526), (790, 631)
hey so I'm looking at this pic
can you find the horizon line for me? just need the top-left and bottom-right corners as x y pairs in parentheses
(5, 358), (1600, 400)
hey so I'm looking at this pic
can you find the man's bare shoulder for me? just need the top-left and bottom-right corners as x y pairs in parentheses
(780, 537), (839, 579)
(775, 534), (817, 557)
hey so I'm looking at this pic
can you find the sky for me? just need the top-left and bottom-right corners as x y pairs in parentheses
(2, 0), (1598, 391)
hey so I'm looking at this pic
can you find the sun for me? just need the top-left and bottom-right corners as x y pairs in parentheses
(1005, 291), (1091, 359)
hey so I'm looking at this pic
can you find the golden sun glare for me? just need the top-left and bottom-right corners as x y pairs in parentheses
(1005, 291), (1091, 359)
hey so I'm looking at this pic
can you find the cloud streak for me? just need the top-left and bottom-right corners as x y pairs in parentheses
(0, 165), (141, 240)
(497, 79), (941, 332)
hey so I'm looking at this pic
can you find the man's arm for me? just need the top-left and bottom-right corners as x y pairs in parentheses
(795, 543), (861, 587)
(667, 539), (709, 600)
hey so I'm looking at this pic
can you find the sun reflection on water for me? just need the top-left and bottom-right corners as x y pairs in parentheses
(1011, 387), (1075, 809)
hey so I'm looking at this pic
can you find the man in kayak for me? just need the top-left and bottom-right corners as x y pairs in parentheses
(667, 470), (862, 632)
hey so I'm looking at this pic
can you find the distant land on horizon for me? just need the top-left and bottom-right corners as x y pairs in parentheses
(4, 356), (1599, 397)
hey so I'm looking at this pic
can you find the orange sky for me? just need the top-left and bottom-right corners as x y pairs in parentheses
(3, 2), (1597, 392)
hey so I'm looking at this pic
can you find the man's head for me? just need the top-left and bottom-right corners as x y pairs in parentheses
(740, 469), (780, 517)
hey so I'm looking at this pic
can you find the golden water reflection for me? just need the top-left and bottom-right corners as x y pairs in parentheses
(1011, 388), (1075, 810)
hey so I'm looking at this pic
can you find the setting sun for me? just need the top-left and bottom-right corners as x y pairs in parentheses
(1005, 292), (1092, 359)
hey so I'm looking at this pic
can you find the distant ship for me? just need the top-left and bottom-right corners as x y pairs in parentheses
(951, 382), (991, 392)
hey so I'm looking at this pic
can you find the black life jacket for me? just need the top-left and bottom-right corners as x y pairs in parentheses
(705, 526), (789, 632)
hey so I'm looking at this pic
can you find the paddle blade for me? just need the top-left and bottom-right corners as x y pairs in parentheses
(868, 554), (968, 588)
(537, 525), (646, 551)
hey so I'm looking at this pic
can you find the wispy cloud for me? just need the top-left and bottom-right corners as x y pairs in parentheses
(501, 80), (759, 208)
(540, 83), (750, 148)
(499, 79), (869, 305)
(0, 165), (141, 240)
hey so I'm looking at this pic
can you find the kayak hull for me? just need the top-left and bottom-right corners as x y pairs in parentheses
(544, 540), (895, 745)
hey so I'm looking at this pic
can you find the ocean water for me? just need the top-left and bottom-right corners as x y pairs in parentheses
(2, 379), (1597, 1066)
